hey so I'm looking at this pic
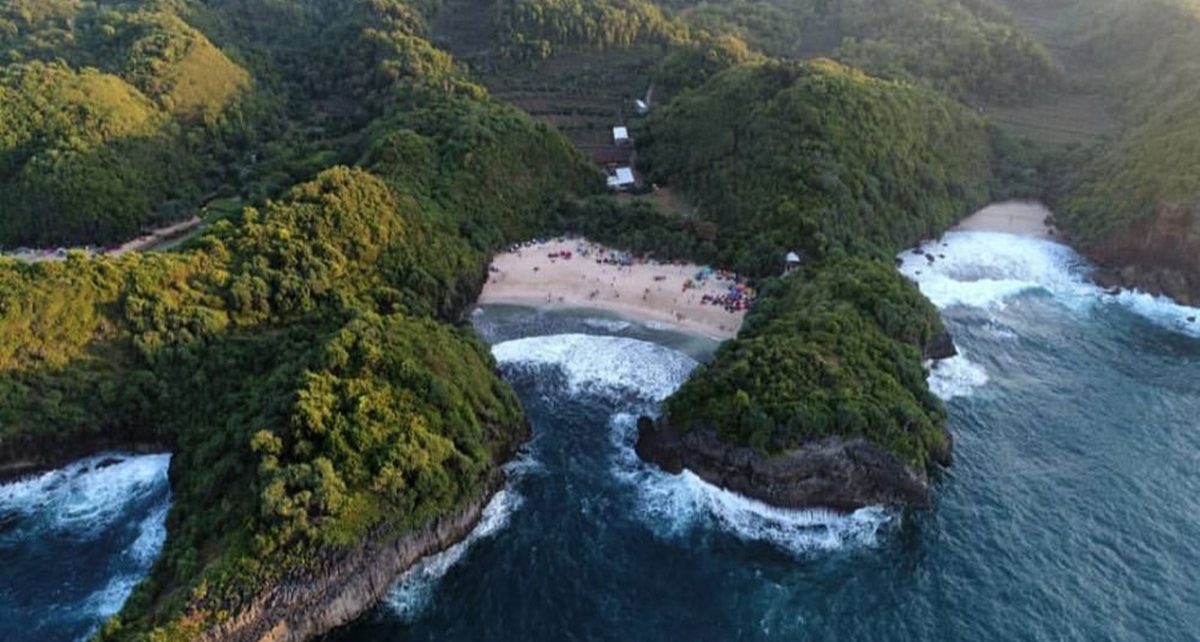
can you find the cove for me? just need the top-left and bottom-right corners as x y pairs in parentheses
(329, 230), (1200, 641)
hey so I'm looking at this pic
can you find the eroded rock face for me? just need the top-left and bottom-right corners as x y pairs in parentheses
(924, 330), (958, 361)
(1086, 204), (1200, 307)
(196, 416), (530, 642)
(197, 482), (502, 642)
(635, 418), (934, 512)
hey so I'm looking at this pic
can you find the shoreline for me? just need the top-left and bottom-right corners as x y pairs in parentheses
(479, 239), (749, 341)
(475, 296), (735, 341)
(951, 200), (1055, 239)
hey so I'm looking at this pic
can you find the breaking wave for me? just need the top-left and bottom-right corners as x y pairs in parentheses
(926, 352), (990, 401)
(492, 334), (699, 402)
(383, 486), (524, 623)
(0, 453), (170, 541)
(495, 333), (892, 556)
(608, 414), (894, 556)
(898, 231), (1093, 310)
(582, 317), (633, 333)
(899, 231), (1200, 337)
(0, 453), (171, 640)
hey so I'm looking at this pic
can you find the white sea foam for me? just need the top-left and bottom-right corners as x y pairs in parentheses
(127, 501), (170, 565)
(983, 321), (1019, 340)
(0, 455), (171, 640)
(492, 334), (699, 402)
(81, 573), (142, 621)
(608, 415), (893, 555)
(1112, 288), (1200, 338)
(383, 487), (524, 623)
(898, 231), (1093, 310)
(926, 353), (990, 400)
(582, 317), (633, 333)
(899, 230), (1200, 337)
(642, 320), (678, 332)
(0, 453), (171, 539)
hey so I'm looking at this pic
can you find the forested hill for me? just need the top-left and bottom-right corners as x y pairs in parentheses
(0, 1), (599, 639)
(638, 59), (992, 275)
(493, 0), (1059, 103)
(1, 0), (551, 248)
(0, 0), (253, 246)
(1041, 0), (1200, 305)
(629, 60), (987, 492)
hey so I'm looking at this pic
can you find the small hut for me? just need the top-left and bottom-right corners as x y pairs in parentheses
(784, 251), (802, 274)
(606, 167), (636, 190)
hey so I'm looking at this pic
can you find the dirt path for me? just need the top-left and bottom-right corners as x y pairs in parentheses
(2, 216), (203, 263)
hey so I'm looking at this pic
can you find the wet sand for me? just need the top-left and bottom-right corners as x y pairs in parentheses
(953, 201), (1055, 238)
(478, 239), (746, 340)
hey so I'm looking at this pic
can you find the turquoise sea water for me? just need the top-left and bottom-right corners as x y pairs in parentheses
(4, 231), (1200, 640)
(336, 232), (1200, 641)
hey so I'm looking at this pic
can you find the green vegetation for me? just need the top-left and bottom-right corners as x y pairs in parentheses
(0, 1), (599, 639)
(829, 0), (1060, 104)
(638, 59), (993, 275)
(14, 0), (1198, 636)
(490, 0), (1058, 103)
(621, 58), (990, 475)
(1052, 0), (1200, 246)
(0, 1), (254, 247)
(495, 0), (686, 61)
(664, 258), (949, 468)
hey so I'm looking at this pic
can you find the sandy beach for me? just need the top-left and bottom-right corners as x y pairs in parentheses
(478, 239), (748, 340)
(953, 201), (1056, 238)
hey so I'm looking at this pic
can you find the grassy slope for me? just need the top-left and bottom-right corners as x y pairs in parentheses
(0, 2), (253, 247)
(0, 1), (600, 639)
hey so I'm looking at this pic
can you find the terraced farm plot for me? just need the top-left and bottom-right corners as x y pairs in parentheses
(987, 92), (1119, 145)
(431, 0), (657, 164)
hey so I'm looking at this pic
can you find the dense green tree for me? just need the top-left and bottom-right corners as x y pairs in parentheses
(664, 258), (949, 467)
(639, 59), (992, 274)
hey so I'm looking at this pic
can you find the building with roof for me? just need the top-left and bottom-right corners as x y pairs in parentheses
(607, 166), (636, 190)
(785, 251), (802, 274)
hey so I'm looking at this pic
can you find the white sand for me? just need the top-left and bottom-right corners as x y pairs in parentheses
(478, 239), (746, 340)
(953, 201), (1055, 238)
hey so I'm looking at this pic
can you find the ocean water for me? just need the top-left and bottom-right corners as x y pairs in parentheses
(7, 231), (1200, 641)
(0, 453), (171, 641)
(333, 231), (1200, 642)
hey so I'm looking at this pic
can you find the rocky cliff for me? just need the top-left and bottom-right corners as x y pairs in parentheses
(196, 480), (504, 642)
(635, 417), (947, 511)
(1084, 205), (1200, 307)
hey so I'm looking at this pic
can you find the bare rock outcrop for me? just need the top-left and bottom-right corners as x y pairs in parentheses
(635, 418), (936, 512)
(197, 481), (502, 642)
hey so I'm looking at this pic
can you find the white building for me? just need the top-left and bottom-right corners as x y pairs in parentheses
(607, 167), (635, 190)
(785, 251), (802, 274)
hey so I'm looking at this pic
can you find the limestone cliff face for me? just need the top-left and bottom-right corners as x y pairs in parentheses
(196, 482), (502, 642)
(635, 417), (938, 511)
(1085, 204), (1200, 307)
